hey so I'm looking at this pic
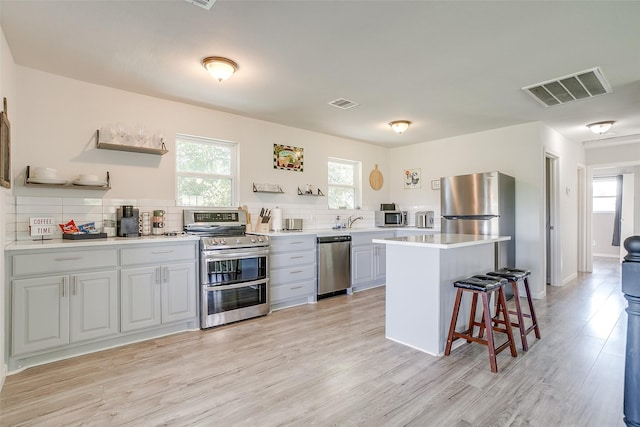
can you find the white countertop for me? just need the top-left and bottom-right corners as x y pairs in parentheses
(249, 226), (437, 238)
(5, 234), (201, 251)
(372, 233), (510, 249)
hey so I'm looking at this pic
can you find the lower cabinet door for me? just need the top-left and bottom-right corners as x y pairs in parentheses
(12, 276), (70, 355)
(373, 244), (387, 280)
(121, 267), (162, 332)
(70, 270), (119, 343)
(352, 245), (374, 285)
(161, 262), (197, 324)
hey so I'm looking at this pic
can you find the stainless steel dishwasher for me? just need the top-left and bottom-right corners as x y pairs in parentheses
(317, 235), (351, 297)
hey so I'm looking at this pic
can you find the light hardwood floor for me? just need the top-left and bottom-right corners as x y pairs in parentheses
(0, 258), (627, 426)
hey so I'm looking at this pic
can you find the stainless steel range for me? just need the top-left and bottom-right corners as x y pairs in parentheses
(184, 209), (270, 329)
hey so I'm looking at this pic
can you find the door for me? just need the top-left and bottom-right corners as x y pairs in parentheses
(620, 173), (635, 261)
(121, 266), (161, 332)
(352, 245), (374, 285)
(441, 172), (500, 216)
(373, 244), (387, 280)
(12, 276), (70, 355)
(161, 262), (197, 324)
(70, 270), (119, 342)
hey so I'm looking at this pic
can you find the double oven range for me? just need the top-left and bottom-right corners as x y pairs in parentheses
(184, 209), (270, 329)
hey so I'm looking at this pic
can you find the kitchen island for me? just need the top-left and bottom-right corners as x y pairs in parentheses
(372, 233), (511, 356)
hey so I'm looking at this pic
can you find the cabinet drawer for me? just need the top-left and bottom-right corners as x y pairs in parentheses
(271, 279), (315, 302)
(269, 236), (315, 253)
(12, 249), (118, 276)
(270, 264), (315, 284)
(121, 243), (196, 266)
(351, 232), (395, 246)
(270, 251), (315, 269)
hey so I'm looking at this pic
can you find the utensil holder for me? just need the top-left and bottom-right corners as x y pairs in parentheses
(256, 219), (271, 233)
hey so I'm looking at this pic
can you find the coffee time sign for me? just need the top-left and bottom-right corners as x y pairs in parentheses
(30, 217), (55, 236)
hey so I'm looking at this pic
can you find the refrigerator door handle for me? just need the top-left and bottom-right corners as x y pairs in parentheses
(443, 215), (499, 220)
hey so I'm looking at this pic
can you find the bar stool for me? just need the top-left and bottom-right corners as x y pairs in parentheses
(486, 268), (540, 351)
(445, 274), (517, 373)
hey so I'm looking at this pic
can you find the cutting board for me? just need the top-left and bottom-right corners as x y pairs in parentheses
(369, 164), (383, 190)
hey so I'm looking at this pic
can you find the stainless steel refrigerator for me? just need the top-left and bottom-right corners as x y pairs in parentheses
(440, 171), (515, 269)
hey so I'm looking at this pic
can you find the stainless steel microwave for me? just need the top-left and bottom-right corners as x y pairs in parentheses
(375, 210), (407, 227)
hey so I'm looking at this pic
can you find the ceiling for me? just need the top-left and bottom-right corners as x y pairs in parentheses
(2, 0), (640, 148)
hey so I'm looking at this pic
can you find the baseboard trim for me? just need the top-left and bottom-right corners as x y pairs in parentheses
(593, 253), (619, 259)
(562, 272), (578, 286)
(0, 363), (7, 392)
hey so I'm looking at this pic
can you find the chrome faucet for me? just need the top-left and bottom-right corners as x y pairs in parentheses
(347, 215), (363, 228)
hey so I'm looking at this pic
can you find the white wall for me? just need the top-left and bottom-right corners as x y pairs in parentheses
(14, 67), (391, 210)
(541, 125), (585, 285)
(388, 122), (585, 297)
(0, 19), (17, 389)
(592, 212), (618, 256)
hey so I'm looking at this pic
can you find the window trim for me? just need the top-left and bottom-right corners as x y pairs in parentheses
(327, 157), (362, 210)
(175, 133), (239, 207)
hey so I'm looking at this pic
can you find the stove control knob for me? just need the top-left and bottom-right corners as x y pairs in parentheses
(219, 239), (227, 245)
(250, 237), (257, 243)
(257, 237), (264, 242)
(211, 239), (218, 245)
(236, 238), (243, 244)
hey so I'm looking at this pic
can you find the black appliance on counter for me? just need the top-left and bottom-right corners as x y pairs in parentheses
(183, 209), (270, 329)
(117, 206), (139, 237)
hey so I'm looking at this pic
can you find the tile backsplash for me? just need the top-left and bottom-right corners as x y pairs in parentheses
(6, 196), (439, 242)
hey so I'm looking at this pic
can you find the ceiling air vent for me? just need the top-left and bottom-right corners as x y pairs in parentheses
(522, 67), (612, 107)
(184, 0), (216, 10)
(328, 98), (359, 110)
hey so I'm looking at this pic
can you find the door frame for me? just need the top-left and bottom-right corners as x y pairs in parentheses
(577, 163), (589, 272)
(545, 151), (561, 286)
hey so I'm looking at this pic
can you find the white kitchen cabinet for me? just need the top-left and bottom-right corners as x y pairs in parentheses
(12, 269), (118, 355)
(269, 235), (316, 310)
(120, 243), (197, 332)
(351, 231), (394, 291)
(70, 270), (119, 343)
(120, 267), (161, 332)
(6, 238), (199, 372)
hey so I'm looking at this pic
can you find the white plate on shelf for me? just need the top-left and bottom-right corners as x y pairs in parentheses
(27, 177), (68, 185)
(72, 179), (108, 187)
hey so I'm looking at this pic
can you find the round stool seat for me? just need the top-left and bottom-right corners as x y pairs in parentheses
(487, 268), (531, 280)
(454, 275), (506, 292)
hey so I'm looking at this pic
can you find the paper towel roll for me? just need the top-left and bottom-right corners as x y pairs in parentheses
(271, 207), (283, 231)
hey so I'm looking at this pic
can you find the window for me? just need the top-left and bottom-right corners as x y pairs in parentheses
(176, 134), (238, 207)
(592, 177), (617, 213)
(328, 157), (361, 209)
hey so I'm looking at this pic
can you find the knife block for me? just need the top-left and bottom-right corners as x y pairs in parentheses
(255, 217), (271, 233)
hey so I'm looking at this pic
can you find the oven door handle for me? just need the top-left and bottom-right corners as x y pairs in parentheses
(202, 249), (269, 261)
(204, 279), (268, 292)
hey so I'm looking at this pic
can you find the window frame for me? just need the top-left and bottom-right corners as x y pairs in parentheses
(327, 157), (361, 210)
(592, 176), (617, 213)
(175, 133), (239, 207)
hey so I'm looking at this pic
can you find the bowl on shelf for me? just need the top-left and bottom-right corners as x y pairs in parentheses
(31, 167), (58, 179)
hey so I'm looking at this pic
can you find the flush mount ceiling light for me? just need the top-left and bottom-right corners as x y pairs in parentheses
(587, 120), (615, 134)
(389, 120), (411, 134)
(202, 56), (238, 82)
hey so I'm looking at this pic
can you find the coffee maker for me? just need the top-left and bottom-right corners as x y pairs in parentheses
(117, 205), (140, 237)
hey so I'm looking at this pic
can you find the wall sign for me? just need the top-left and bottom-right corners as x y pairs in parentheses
(30, 217), (55, 236)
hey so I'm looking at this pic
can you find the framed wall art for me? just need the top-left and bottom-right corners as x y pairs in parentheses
(404, 168), (421, 189)
(273, 144), (304, 172)
(0, 97), (10, 189)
